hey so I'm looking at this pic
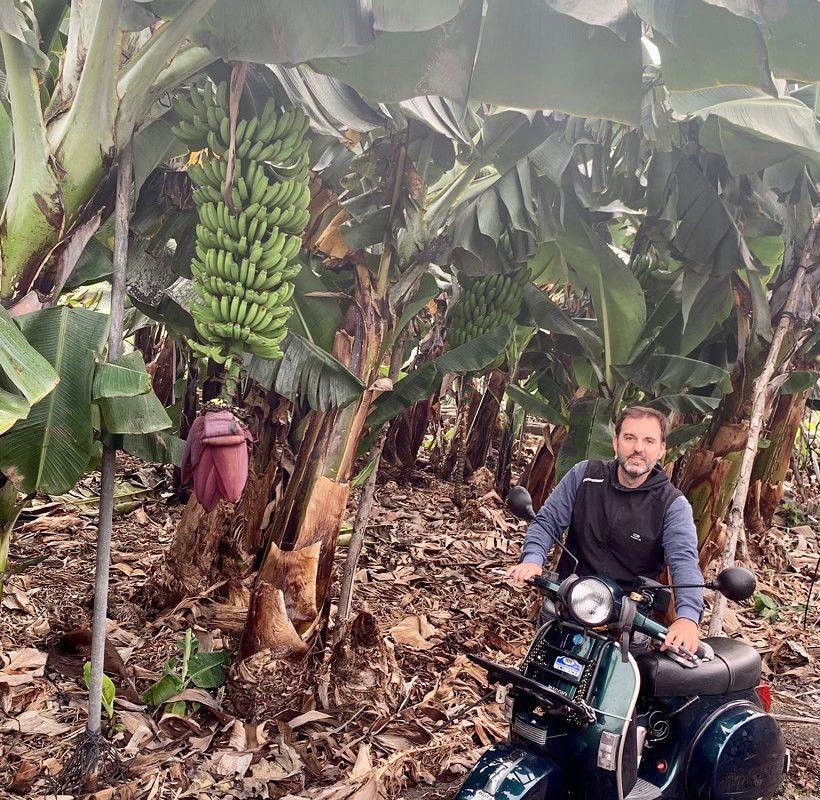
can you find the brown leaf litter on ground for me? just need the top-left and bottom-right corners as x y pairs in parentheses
(0, 461), (819, 799)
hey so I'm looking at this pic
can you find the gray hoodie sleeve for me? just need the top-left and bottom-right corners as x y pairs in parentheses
(662, 496), (705, 623)
(519, 461), (588, 566)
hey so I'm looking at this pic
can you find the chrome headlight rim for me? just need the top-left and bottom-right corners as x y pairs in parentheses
(565, 577), (616, 627)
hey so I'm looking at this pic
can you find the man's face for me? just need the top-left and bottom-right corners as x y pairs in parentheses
(613, 416), (666, 480)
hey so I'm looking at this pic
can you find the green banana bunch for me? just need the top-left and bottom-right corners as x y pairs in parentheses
(630, 253), (652, 286)
(173, 82), (313, 363)
(446, 265), (531, 350)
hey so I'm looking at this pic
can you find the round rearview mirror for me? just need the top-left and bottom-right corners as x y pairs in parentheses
(508, 485), (536, 521)
(713, 567), (756, 602)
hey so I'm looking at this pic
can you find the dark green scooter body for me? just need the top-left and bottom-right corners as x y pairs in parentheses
(456, 617), (788, 800)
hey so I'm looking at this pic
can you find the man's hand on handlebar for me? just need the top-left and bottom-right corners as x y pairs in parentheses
(506, 561), (543, 585)
(661, 617), (700, 653)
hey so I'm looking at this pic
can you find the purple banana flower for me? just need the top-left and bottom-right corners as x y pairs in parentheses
(181, 410), (253, 512)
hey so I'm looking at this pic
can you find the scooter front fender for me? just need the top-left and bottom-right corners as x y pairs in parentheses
(455, 741), (565, 800)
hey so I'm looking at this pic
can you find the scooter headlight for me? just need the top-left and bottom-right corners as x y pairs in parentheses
(566, 578), (615, 626)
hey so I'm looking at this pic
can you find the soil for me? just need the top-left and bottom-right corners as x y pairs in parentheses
(1, 461), (819, 799)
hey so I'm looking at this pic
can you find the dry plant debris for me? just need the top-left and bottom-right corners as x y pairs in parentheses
(0, 462), (818, 799)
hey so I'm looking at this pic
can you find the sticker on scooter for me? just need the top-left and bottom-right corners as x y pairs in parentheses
(553, 655), (583, 678)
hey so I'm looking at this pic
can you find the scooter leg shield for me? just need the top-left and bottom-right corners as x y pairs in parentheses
(455, 742), (565, 800)
(685, 701), (788, 800)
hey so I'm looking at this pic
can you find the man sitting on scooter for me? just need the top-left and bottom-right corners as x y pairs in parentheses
(506, 405), (703, 654)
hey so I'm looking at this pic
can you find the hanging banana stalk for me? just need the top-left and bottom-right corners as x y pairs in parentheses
(446, 266), (529, 504)
(171, 72), (312, 511)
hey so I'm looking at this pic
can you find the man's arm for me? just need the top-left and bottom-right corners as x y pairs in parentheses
(661, 496), (704, 651)
(506, 461), (587, 583)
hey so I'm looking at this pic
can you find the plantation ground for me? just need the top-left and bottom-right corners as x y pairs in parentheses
(1, 461), (819, 799)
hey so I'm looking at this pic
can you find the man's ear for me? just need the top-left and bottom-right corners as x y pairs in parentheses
(612, 434), (618, 455)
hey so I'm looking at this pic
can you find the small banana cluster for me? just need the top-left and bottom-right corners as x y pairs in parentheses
(171, 82), (312, 362)
(447, 266), (530, 349)
(630, 253), (653, 287)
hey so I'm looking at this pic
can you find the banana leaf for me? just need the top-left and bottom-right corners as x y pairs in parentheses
(557, 218), (645, 383)
(249, 333), (364, 413)
(777, 371), (818, 396)
(97, 352), (173, 435)
(505, 384), (567, 427)
(92, 362), (152, 400)
(613, 355), (730, 393)
(0, 308), (108, 494)
(367, 326), (511, 428)
(630, 0), (764, 91)
(555, 397), (614, 481)
(0, 306), (59, 434)
(521, 283), (602, 361)
(646, 394), (721, 413)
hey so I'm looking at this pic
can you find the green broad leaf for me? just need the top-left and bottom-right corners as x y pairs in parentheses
(665, 421), (709, 450)
(522, 283), (602, 361)
(0, 389), (33, 437)
(666, 85), (769, 116)
(646, 149), (751, 275)
(390, 273), (440, 347)
(366, 362), (440, 429)
(634, 0), (764, 91)
(646, 394), (722, 413)
(505, 384), (567, 427)
(695, 97), (820, 175)
(436, 326), (511, 375)
(613, 355), (730, 393)
(312, 1), (482, 106)
(0, 306), (59, 407)
(366, 327), (511, 429)
(544, 0), (633, 38)
(122, 431), (185, 467)
(680, 272), (732, 355)
(745, 268), (772, 350)
(527, 241), (567, 286)
(187, 651), (230, 690)
(777, 371), (818, 396)
(92, 362), (152, 400)
(249, 333), (364, 413)
(131, 117), (187, 199)
(557, 218), (645, 381)
(0, 308), (107, 494)
(471, 0), (642, 124)
(63, 238), (114, 290)
(555, 397), (613, 481)
(83, 662), (115, 720)
(139, 673), (184, 707)
(160, 0), (463, 64)
(746, 237), (784, 272)
(97, 352), (172, 435)
(287, 264), (344, 353)
(762, 0), (820, 83)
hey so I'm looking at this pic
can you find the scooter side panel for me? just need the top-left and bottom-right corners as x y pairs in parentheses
(455, 742), (565, 800)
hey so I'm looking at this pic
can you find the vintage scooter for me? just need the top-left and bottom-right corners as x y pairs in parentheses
(457, 486), (789, 800)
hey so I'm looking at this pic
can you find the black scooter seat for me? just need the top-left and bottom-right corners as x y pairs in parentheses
(636, 637), (761, 697)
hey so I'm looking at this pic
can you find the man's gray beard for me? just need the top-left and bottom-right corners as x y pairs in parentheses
(617, 454), (654, 478)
